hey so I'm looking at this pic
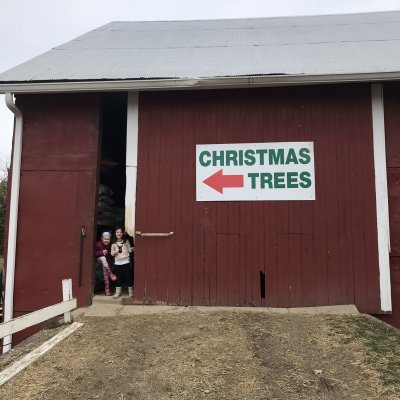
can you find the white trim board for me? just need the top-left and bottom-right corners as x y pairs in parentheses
(371, 83), (392, 312)
(0, 322), (84, 387)
(125, 92), (139, 237)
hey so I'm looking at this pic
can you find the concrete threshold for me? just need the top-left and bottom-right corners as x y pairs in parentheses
(80, 296), (359, 318)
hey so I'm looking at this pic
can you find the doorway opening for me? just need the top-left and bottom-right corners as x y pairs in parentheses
(94, 92), (131, 295)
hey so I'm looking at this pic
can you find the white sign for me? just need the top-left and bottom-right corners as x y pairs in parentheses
(196, 142), (315, 201)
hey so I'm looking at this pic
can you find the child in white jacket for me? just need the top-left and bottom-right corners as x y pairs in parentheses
(111, 227), (134, 299)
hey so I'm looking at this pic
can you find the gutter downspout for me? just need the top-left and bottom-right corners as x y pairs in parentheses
(2, 93), (23, 353)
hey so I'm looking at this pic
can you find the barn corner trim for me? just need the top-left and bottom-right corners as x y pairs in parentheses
(371, 83), (392, 312)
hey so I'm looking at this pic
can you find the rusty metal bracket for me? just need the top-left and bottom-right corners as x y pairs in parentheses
(78, 226), (86, 287)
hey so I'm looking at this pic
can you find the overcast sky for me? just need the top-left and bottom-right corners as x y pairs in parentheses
(1, 0), (400, 161)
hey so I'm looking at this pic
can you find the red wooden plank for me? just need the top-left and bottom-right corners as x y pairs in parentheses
(238, 232), (247, 306)
(170, 102), (185, 304)
(164, 103), (178, 304)
(216, 234), (227, 305)
(347, 94), (369, 313)
(384, 83), (400, 168)
(359, 90), (381, 313)
(262, 201), (272, 306)
(227, 234), (240, 305)
(262, 97), (278, 307)
(301, 233), (315, 306)
(277, 234), (290, 307)
(200, 97), (218, 305)
(325, 94), (342, 306)
(254, 202), (265, 306)
(144, 102), (163, 303)
(289, 234), (303, 307)
(388, 168), (400, 256)
(334, 101), (355, 305)
(265, 201), (279, 307)
(191, 102), (204, 306)
(305, 95), (328, 306)
(182, 101), (196, 305)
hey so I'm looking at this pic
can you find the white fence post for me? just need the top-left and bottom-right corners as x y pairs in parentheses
(1, 279), (77, 351)
(62, 279), (73, 324)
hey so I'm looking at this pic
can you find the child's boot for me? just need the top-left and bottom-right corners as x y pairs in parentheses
(104, 282), (111, 296)
(113, 287), (122, 299)
(106, 267), (117, 282)
(128, 286), (134, 297)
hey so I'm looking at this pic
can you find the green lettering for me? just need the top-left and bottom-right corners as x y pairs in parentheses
(260, 173), (273, 189)
(256, 149), (268, 165)
(269, 149), (284, 165)
(274, 172), (285, 188)
(244, 150), (256, 166)
(226, 150), (238, 166)
(248, 173), (259, 189)
(238, 150), (244, 166)
(287, 172), (298, 188)
(285, 148), (298, 164)
(199, 151), (211, 167)
(299, 148), (311, 164)
(299, 171), (312, 188)
(212, 150), (224, 166)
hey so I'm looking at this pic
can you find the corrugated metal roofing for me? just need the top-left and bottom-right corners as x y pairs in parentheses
(1, 11), (400, 83)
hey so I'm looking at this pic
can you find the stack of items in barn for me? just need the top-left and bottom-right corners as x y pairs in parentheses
(97, 184), (124, 227)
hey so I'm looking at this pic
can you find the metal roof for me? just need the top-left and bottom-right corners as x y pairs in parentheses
(1, 11), (400, 92)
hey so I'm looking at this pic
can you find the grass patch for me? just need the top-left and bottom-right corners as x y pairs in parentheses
(330, 315), (400, 391)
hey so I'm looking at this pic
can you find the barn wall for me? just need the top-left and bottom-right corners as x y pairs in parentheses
(135, 85), (381, 312)
(378, 82), (400, 328)
(8, 93), (100, 344)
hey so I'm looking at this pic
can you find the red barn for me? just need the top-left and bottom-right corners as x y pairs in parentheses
(1, 11), (400, 348)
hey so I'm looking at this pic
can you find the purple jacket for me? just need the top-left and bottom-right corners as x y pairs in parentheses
(95, 241), (113, 266)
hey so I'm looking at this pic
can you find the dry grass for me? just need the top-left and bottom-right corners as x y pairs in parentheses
(0, 312), (399, 400)
(329, 315), (400, 399)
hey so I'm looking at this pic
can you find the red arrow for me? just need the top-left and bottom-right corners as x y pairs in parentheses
(203, 169), (244, 194)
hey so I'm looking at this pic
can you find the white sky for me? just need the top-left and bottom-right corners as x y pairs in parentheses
(1, 0), (400, 162)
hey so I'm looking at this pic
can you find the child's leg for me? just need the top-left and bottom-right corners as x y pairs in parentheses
(101, 264), (110, 295)
(98, 256), (116, 281)
(113, 264), (123, 299)
(113, 264), (122, 285)
(120, 263), (134, 296)
(104, 280), (111, 296)
(127, 263), (134, 288)
(98, 256), (108, 269)
(106, 266), (117, 281)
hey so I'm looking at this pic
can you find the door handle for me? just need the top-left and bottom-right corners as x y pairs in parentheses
(135, 231), (174, 237)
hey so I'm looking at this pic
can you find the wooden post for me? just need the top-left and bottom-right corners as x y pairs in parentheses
(62, 279), (73, 323)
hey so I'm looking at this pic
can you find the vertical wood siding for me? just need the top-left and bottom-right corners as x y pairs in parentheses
(135, 85), (381, 312)
(379, 83), (400, 327)
(9, 94), (100, 344)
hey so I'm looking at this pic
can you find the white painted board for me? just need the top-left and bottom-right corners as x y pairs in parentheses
(196, 142), (315, 201)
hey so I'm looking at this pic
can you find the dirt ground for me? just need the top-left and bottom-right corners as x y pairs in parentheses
(1, 311), (400, 400)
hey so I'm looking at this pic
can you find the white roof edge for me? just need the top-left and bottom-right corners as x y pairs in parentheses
(1, 72), (400, 94)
